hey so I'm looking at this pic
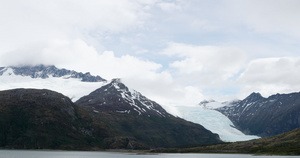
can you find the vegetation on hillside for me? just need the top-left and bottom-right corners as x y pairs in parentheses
(152, 127), (300, 155)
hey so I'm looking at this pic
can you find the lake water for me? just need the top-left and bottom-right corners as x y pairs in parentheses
(0, 150), (296, 158)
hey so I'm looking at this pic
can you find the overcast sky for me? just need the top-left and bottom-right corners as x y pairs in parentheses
(1, 0), (300, 106)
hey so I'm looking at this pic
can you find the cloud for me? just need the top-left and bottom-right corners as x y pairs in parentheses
(0, 39), (97, 67)
(161, 43), (247, 84)
(123, 72), (205, 106)
(0, 38), (161, 78)
(148, 42), (249, 102)
(0, 0), (155, 53)
(226, 0), (300, 36)
(238, 57), (300, 98)
(157, 2), (181, 12)
(2, 0), (300, 105)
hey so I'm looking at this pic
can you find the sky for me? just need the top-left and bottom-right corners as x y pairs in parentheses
(1, 0), (300, 106)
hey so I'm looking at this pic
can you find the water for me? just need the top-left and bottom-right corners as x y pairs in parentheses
(0, 150), (296, 158)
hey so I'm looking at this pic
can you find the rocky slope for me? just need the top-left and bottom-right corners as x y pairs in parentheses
(217, 92), (300, 137)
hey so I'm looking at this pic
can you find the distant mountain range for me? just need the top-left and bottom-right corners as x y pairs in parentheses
(0, 65), (106, 82)
(0, 65), (107, 101)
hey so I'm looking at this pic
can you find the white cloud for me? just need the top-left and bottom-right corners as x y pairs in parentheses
(0, 39), (98, 67)
(124, 73), (206, 106)
(226, 0), (300, 36)
(157, 2), (181, 12)
(161, 43), (247, 83)
(238, 57), (300, 98)
(0, 0), (155, 53)
(0, 39), (161, 79)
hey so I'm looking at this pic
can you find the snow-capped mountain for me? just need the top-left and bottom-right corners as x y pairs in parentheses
(0, 65), (107, 101)
(76, 78), (170, 117)
(217, 92), (300, 137)
(75, 79), (222, 147)
(0, 65), (106, 82)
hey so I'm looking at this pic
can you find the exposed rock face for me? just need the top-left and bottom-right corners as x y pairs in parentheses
(217, 92), (300, 137)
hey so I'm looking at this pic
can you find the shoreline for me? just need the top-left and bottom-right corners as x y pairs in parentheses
(0, 148), (296, 156)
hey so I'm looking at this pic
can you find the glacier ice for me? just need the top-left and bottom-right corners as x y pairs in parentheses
(163, 105), (260, 142)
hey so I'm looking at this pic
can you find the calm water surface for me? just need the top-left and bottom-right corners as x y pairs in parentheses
(0, 150), (296, 158)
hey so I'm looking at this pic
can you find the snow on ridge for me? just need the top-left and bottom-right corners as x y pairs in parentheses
(1, 68), (14, 76)
(110, 79), (165, 117)
(0, 65), (106, 82)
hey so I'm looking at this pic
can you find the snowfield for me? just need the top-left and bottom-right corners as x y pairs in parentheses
(0, 68), (108, 101)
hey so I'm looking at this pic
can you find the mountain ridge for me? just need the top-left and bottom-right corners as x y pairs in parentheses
(0, 65), (106, 82)
(217, 91), (300, 137)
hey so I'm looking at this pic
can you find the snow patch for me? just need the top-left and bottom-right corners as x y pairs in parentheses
(93, 110), (99, 113)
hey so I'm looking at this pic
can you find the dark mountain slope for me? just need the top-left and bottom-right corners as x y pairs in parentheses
(0, 89), (111, 150)
(76, 79), (222, 148)
(217, 92), (300, 137)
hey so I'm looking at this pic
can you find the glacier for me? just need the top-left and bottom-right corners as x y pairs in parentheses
(163, 104), (260, 142)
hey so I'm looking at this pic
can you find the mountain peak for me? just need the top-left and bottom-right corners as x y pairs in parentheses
(76, 79), (169, 117)
(245, 92), (264, 101)
(111, 78), (121, 83)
